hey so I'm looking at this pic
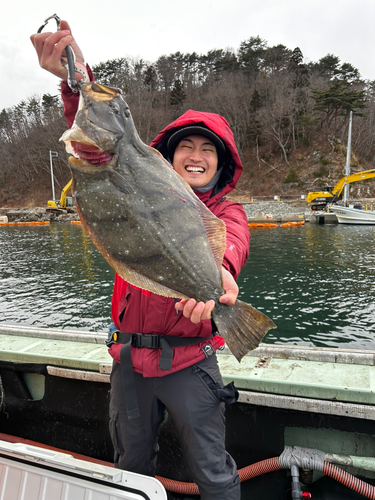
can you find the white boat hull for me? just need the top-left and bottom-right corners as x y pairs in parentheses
(329, 205), (375, 224)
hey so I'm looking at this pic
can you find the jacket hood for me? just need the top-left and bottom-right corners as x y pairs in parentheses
(150, 110), (243, 200)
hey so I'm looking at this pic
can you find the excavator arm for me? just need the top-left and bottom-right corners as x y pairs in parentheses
(47, 179), (74, 213)
(307, 169), (375, 209)
(332, 170), (375, 198)
(59, 179), (73, 208)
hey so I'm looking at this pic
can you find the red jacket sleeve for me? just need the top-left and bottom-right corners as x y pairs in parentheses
(61, 64), (95, 128)
(217, 201), (250, 280)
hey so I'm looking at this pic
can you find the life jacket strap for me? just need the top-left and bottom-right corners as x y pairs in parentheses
(108, 331), (215, 420)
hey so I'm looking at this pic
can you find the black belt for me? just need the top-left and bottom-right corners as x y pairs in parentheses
(107, 331), (214, 420)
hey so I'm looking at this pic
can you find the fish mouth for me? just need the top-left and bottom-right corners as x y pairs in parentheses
(60, 82), (121, 169)
(70, 141), (115, 167)
(62, 130), (116, 169)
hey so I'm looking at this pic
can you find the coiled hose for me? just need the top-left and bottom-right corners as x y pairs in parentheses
(156, 457), (281, 495)
(157, 456), (375, 498)
(324, 462), (375, 500)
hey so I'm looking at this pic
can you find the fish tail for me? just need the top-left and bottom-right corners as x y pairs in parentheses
(212, 300), (276, 362)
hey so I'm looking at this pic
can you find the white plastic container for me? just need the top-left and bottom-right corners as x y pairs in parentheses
(0, 440), (167, 500)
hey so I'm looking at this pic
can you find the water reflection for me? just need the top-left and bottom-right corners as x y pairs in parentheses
(0, 225), (114, 331)
(239, 224), (375, 349)
(1, 224), (374, 349)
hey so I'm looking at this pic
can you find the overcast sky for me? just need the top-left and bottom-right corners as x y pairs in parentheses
(1, 0), (374, 110)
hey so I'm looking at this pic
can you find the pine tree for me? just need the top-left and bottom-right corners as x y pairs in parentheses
(288, 47), (310, 89)
(143, 65), (158, 91)
(170, 79), (186, 109)
(312, 81), (366, 138)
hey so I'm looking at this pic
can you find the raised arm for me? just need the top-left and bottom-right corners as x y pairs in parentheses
(30, 20), (87, 83)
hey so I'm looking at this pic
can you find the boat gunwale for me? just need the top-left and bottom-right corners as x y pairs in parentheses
(1, 324), (375, 366)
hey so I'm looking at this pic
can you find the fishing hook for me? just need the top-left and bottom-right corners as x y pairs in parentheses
(37, 14), (86, 93)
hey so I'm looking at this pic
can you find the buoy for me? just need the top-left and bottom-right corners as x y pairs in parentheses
(248, 223), (278, 228)
(0, 221), (50, 226)
(281, 221), (305, 227)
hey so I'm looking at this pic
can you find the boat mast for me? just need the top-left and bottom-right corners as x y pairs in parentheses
(343, 111), (353, 206)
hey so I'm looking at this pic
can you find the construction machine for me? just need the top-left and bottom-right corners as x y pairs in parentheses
(47, 179), (75, 214)
(306, 169), (375, 210)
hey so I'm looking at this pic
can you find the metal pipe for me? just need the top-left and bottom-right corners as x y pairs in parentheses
(291, 464), (304, 499)
(49, 150), (58, 200)
(343, 111), (353, 206)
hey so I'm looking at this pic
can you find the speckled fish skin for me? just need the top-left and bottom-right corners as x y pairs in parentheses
(61, 82), (276, 361)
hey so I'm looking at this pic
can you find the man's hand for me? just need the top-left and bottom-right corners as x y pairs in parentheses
(175, 267), (239, 323)
(30, 20), (86, 81)
(219, 267), (239, 306)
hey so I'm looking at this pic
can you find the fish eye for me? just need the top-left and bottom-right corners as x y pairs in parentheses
(109, 102), (120, 114)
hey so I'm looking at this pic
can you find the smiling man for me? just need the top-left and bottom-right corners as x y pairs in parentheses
(172, 135), (218, 188)
(31, 21), (251, 500)
(167, 128), (225, 190)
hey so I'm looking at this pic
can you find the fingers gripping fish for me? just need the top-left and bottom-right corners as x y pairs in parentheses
(61, 82), (276, 362)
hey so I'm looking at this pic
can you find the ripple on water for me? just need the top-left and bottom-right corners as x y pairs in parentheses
(1, 223), (375, 348)
(240, 224), (375, 349)
(0, 225), (114, 332)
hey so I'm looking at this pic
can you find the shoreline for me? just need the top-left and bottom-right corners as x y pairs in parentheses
(0, 200), (309, 224)
(0, 207), (79, 224)
(3, 198), (374, 224)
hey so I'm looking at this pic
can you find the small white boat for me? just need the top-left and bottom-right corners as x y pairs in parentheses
(329, 204), (375, 224)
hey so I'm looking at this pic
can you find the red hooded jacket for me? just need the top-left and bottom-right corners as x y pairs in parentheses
(61, 81), (250, 377)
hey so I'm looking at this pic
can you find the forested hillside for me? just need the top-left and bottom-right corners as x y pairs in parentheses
(1, 36), (374, 207)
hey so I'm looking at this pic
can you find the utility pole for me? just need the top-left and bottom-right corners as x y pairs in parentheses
(49, 151), (58, 201)
(343, 111), (353, 207)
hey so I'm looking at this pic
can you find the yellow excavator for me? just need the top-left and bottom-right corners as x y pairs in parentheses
(47, 179), (75, 213)
(307, 169), (375, 210)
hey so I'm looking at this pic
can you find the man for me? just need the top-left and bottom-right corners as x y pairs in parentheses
(31, 21), (250, 500)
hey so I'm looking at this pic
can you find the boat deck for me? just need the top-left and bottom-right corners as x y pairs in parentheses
(1, 324), (375, 498)
(1, 324), (374, 409)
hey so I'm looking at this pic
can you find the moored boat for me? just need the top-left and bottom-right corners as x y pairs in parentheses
(329, 204), (375, 224)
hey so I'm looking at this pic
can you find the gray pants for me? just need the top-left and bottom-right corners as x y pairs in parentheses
(109, 354), (240, 500)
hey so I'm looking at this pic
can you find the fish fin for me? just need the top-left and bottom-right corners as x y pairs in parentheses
(159, 154), (176, 170)
(182, 193), (227, 273)
(108, 169), (133, 194)
(168, 174), (227, 273)
(106, 256), (190, 300)
(199, 209), (226, 273)
(212, 300), (276, 362)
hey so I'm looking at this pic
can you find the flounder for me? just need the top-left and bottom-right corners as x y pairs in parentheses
(61, 82), (276, 361)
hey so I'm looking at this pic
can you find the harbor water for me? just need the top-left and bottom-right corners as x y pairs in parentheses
(0, 223), (374, 349)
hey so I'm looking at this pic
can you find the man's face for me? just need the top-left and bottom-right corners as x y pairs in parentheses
(172, 135), (218, 189)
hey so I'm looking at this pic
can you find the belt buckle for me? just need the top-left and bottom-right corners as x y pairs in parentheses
(150, 335), (161, 349)
(131, 333), (142, 348)
(142, 335), (161, 349)
(131, 334), (161, 349)
(105, 330), (119, 347)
